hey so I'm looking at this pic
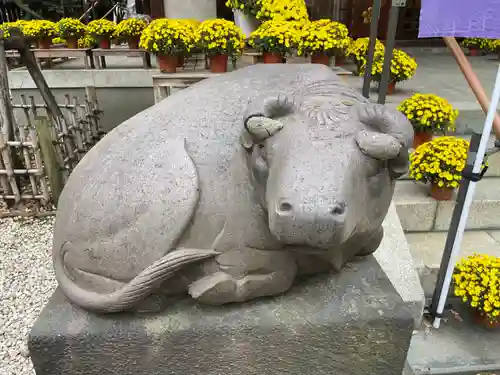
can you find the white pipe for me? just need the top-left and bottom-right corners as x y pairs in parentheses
(433, 64), (500, 329)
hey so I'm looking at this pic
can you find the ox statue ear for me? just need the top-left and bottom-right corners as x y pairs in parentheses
(355, 131), (401, 160)
(356, 130), (409, 179)
(240, 95), (296, 150)
(240, 116), (285, 149)
(356, 103), (413, 179)
(357, 103), (414, 147)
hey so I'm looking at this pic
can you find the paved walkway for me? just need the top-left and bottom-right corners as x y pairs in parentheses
(341, 49), (500, 134)
(10, 47), (500, 135)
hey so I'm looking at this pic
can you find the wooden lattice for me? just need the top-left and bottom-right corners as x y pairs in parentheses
(0, 86), (105, 216)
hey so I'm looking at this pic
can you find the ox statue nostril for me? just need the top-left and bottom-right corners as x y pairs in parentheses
(330, 203), (346, 216)
(278, 201), (293, 213)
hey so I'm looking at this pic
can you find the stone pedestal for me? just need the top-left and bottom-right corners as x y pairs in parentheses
(163, 0), (216, 20)
(29, 256), (415, 375)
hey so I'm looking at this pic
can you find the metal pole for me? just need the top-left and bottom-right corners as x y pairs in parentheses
(362, 0), (382, 98)
(102, 3), (118, 19)
(429, 133), (480, 326)
(377, 3), (400, 104)
(430, 65), (500, 329)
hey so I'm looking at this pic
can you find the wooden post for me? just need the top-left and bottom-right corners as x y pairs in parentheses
(0, 141), (12, 197)
(1, 34), (26, 200)
(85, 86), (103, 140)
(18, 44), (77, 168)
(0, 35), (13, 197)
(17, 44), (67, 127)
(0, 130), (21, 202)
(29, 128), (50, 203)
(444, 37), (500, 138)
(35, 117), (65, 205)
(0, 37), (16, 142)
(18, 123), (40, 207)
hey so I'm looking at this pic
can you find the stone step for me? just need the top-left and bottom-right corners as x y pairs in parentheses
(407, 302), (500, 375)
(394, 171), (500, 232)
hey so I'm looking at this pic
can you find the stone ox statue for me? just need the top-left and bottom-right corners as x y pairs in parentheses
(53, 64), (413, 313)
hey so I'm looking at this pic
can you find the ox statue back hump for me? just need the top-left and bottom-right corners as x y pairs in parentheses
(52, 64), (413, 313)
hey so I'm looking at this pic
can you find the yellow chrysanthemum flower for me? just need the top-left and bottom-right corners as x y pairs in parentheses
(114, 18), (147, 39)
(453, 253), (500, 323)
(197, 19), (245, 57)
(139, 18), (198, 55)
(248, 20), (304, 54)
(357, 48), (417, 84)
(398, 93), (459, 133)
(461, 37), (490, 50)
(87, 19), (116, 38)
(409, 136), (487, 189)
(226, 0), (309, 22)
(346, 37), (384, 72)
(56, 18), (86, 39)
(22, 20), (57, 38)
(296, 19), (350, 57)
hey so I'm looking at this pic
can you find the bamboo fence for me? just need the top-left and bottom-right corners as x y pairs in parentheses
(0, 86), (105, 216)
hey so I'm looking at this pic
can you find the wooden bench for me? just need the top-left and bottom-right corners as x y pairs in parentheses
(5, 48), (94, 69)
(152, 72), (220, 103)
(92, 48), (151, 69)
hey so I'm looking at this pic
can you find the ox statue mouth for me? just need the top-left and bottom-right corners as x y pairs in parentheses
(269, 222), (357, 252)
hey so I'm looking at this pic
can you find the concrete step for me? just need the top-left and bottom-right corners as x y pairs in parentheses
(404, 231), (500, 375)
(394, 167), (500, 233)
(406, 230), (500, 299)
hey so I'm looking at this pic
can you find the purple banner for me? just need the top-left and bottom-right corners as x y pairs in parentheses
(418, 0), (500, 39)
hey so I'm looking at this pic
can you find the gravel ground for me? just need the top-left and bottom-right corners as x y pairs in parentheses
(0, 216), (56, 375)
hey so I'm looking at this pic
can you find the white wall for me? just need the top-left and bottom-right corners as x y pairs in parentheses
(163, 0), (217, 20)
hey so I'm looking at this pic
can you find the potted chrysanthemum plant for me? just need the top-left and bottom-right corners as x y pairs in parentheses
(23, 20), (57, 49)
(409, 136), (474, 200)
(398, 93), (459, 149)
(87, 19), (116, 49)
(0, 20), (25, 40)
(361, 49), (417, 95)
(461, 37), (489, 56)
(248, 20), (302, 63)
(345, 37), (385, 74)
(139, 18), (197, 73)
(114, 18), (147, 49)
(454, 253), (500, 329)
(298, 19), (351, 66)
(56, 18), (86, 48)
(197, 19), (245, 73)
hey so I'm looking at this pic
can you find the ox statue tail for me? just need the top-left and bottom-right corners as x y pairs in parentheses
(54, 241), (219, 313)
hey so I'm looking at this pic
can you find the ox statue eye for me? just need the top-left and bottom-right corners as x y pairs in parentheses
(258, 144), (268, 161)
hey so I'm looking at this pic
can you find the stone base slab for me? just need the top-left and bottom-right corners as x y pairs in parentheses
(29, 256), (414, 375)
